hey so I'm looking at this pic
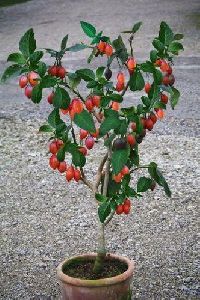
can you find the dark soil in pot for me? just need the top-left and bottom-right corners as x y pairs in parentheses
(62, 256), (128, 280)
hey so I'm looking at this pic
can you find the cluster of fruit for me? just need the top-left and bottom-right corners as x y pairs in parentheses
(48, 65), (66, 79)
(115, 198), (131, 215)
(97, 41), (113, 56)
(19, 71), (39, 98)
(49, 139), (81, 182)
(113, 165), (130, 183)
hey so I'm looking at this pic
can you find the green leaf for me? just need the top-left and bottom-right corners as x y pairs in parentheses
(140, 61), (155, 73)
(104, 133), (116, 147)
(173, 33), (184, 40)
(159, 21), (174, 46)
(96, 66), (105, 79)
(48, 108), (62, 128)
(31, 84), (42, 103)
(149, 82), (159, 101)
(67, 44), (88, 52)
(152, 38), (165, 51)
(76, 68), (95, 81)
(19, 28), (36, 58)
(141, 96), (151, 107)
(170, 87), (180, 109)
(30, 51), (43, 64)
(148, 162), (171, 197)
(112, 148), (129, 175)
(153, 69), (163, 84)
(37, 62), (47, 77)
(98, 201), (111, 223)
(95, 194), (107, 202)
(132, 21), (142, 34)
(100, 114), (121, 136)
(74, 110), (96, 133)
(112, 35), (128, 63)
(137, 176), (152, 192)
(57, 146), (66, 162)
(1, 64), (22, 83)
(40, 75), (57, 88)
(80, 21), (96, 38)
(168, 41), (184, 54)
(107, 93), (123, 103)
(150, 50), (158, 63)
(53, 87), (70, 109)
(7, 52), (26, 65)
(72, 150), (86, 167)
(129, 70), (145, 91)
(61, 34), (68, 50)
(39, 124), (53, 132)
(68, 72), (81, 89)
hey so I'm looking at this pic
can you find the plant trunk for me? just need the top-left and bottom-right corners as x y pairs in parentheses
(93, 223), (106, 274)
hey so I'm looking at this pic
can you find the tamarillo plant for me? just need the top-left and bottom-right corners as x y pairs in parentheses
(1, 21), (183, 274)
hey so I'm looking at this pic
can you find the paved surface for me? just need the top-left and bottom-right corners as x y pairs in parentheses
(0, 0), (200, 299)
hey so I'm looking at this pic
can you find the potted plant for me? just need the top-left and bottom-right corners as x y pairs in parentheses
(1, 21), (183, 300)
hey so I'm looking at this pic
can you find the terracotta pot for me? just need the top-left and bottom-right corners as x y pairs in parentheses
(57, 253), (135, 300)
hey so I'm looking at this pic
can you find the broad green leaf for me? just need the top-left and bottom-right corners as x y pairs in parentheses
(96, 66), (105, 79)
(170, 87), (180, 109)
(57, 146), (66, 162)
(40, 75), (57, 88)
(149, 82), (159, 101)
(76, 68), (95, 81)
(37, 62), (47, 77)
(137, 176), (152, 192)
(39, 124), (53, 132)
(95, 194), (107, 202)
(30, 51), (43, 64)
(153, 69), (163, 84)
(31, 84), (42, 103)
(80, 21), (96, 38)
(159, 21), (174, 46)
(148, 162), (171, 197)
(132, 21), (142, 34)
(7, 52), (26, 65)
(61, 34), (68, 50)
(68, 72), (81, 89)
(74, 110), (96, 133)
(107, 93), (123, 103)
(112, 148), (129, 175)
(129, 70), (145, 91)
(19, 28), (36, 58)
(67, 44), (88, 52)
(48, 108), (62, 128)
(173, 33), (184, 40)
(152, 38), (165, 51)
(168, 41), (184, 54)
(140, 61), (155, 73)
(100, 114), (121, 136)
(112, 35), (128, 63)
(53, 87), (70, 109)
(1, 64), (22, 83)
(72, 150), (86, 167)
(98, 201), (111, 223)
(104, 133), (116, 147)
(150, 50), (158, 63)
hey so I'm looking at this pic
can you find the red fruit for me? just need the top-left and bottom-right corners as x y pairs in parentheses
(116, 81), (124, 92)
(56, 139), (63, 150)
(160, 60), (170, 72)
(145, 118), (154, 131)
(150, 181), (156, 191)
(58, 161), (67, 173)
(69, 108), (75, 120)
(127, 134), (136, 146)
(140, 117), (146, 128)
(74, 169), (81, 182)
(47, 92), (54, 105)
(91, 129), (99, 138)
(92, 95), (101, 107)
(168, 74), (175, 86)
(167, 66), (172, 75)
(127, 57), (136, 73)
(117, 72), (125, 85)
(124, 198), (131, 207)
(79, 146), (87, 156)
(24, 86), (33, 99)
(144, 82), (151, 94)
(123, 204), (131, 214)
(19, 75), (28, 88)
(80, 129), (88, 140)
(97, 41), (106, 53)
(130, 122), (137, 131)
(162, 75), (170, 85)
(72, 99), (84, 114)
(66, 166), (74, 182)
(57, 66), (66, 79)
(85, 98), (94, 112)
(104, 44), (113, 56)
(156, 109), (165, 119)
(61, 108), (69, 115)
(28, 71), (39, 86)
(161, 93), (168, 104)
(113, 173), (122, 183)
(49, 141), (58, 154)
(121, 165), (129, 175)
(155, 59), (162, 67)
(111, 101), (120, 111)
(149, 112), (157, 124)
(48, 66), (58, 77)
(116, 205), (123, 215)
(49, 154), (60, 170)
(85, 136), (95, 150)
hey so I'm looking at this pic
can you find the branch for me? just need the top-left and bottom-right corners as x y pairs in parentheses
(121, 80), (130, 97)
(130, 164), (150, 173)
(104, 210), (115, 226)
(80, 168), (95, 193)
(95, 153), (108, 193)
(102, 146), (112, 196)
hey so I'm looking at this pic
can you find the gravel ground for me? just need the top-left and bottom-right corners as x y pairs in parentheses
(0, 0), (200, 299)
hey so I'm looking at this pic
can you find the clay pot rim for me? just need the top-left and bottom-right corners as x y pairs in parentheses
(57, 253), (135, 287)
